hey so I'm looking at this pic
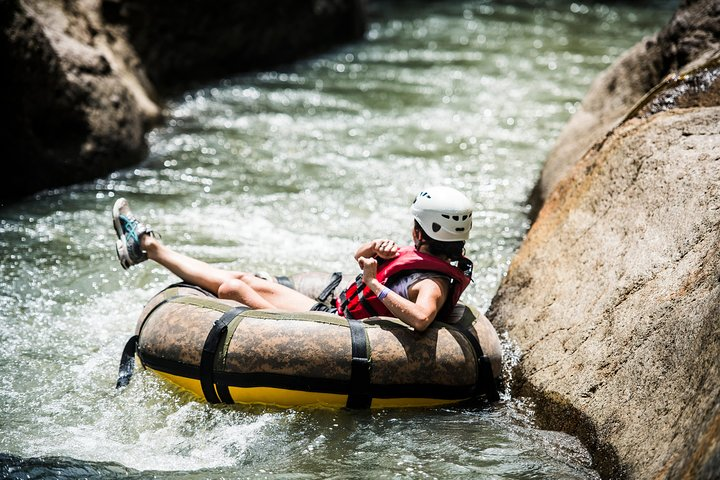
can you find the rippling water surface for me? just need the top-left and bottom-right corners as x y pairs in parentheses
(1, 1), (676, 478)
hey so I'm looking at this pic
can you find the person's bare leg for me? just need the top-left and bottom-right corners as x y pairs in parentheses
(216, 275), (277, 309)
(218, 274), (316, 311)
(141, 234), (235, 296)
(141, 235), (315, 311)
(113, 197), (315, 311)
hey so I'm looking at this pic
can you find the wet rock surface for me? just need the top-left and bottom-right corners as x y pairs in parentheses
(103, 0), (367, 94)
(490, 107), (720, 479)
(2, 0), (151, 200)
(533, 0), (720, 210)
(2, 0), (366, 200)
(490, 0), (720, 478)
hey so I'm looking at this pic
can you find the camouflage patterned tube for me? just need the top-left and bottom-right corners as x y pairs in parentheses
(129, 280), (503, 409)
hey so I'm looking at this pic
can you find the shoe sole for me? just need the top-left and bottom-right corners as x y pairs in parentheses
(113, 198), (132, 270)
(115, 238), (131, 270)
(112, 198), (128, 240)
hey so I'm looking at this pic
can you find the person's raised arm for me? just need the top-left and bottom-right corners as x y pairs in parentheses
(354, 239), (399, 260)
(356, 256), (448, 332)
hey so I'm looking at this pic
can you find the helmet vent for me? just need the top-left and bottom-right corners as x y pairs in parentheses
(411, 186), (472, 241)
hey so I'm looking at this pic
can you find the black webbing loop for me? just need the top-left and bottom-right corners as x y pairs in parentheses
(317, 272), (343, 303)
(115, 284), (218, 391)
(116, 288), (189, 390)
(116, 335), (139, 389)
(200, 306), (248, 404)
(457, 328), (499, 402)
(346, 319), (372, 409)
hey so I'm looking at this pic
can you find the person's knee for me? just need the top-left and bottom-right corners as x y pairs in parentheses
(229, 271), (251, 281)
(217, 278), (246, 299)
(233, 272), (263, 288)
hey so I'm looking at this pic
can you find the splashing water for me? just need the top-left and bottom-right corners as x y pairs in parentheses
(1, 1), (676, 478)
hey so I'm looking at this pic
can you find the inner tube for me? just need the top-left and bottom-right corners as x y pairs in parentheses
(119, 279), (503, 409)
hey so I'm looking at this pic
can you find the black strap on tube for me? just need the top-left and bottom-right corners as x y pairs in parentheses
(199, 306), (248, 404)
(115, 284), (215, 390)
(346, 319), (372, 409)
(116, 290), (189, 389)
(215, 370), (236, 405)
(457, 328), (499, 402)
(116, 335), (139, 389)
(163, 282), (215, 297)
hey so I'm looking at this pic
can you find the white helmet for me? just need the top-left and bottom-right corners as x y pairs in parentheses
(411, 186), (473, 242)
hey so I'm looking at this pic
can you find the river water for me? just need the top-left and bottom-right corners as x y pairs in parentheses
(1, 1), (676, 478)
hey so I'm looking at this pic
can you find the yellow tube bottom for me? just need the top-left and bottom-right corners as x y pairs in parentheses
(151, 369), (464, 409)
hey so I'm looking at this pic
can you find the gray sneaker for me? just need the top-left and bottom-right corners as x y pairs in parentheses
(112, 198), (155, 270)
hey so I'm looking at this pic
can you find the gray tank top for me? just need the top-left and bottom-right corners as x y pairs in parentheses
(385, 272), (450, 299)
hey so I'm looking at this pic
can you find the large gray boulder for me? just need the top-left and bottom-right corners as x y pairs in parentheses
(489, 1), (720, 478)
(2, 0), (366, 201)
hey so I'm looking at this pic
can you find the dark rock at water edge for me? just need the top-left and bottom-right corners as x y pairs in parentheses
(104, 0), (367, 94)
(490, 0), (720, 478)
(1, 0), (367, 202)
(1, 0), (149, 202)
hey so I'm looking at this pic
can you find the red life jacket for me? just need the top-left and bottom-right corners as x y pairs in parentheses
(336, 246), (472, 320)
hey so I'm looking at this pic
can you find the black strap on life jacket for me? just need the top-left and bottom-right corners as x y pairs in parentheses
(346, 319), (372, 409)
(456, 327), (499, 402)
(338, 289), (350, 317)
(199, 305), (249, 404)
(317, 272), (343, 304)
(339, 274), (381, 319)
(338, 275), (363, 318)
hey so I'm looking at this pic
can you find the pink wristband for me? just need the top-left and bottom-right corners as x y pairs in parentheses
(377, 287), (391, 300)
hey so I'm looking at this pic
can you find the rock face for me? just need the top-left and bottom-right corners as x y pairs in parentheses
(103, 0), (367, 94)
(491, 106), (720, 479)
(1, 0), (155, 201)
(532, 0), (720, 210)
(2, 0), (366, 201)
(489, 1), (720, 478)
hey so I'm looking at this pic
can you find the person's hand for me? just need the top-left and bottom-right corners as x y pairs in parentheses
(371, 239), (399, 259)
(357, 256), (379, 287)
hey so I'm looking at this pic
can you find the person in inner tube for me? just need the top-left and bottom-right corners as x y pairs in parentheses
(112, 186), (473, 332)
